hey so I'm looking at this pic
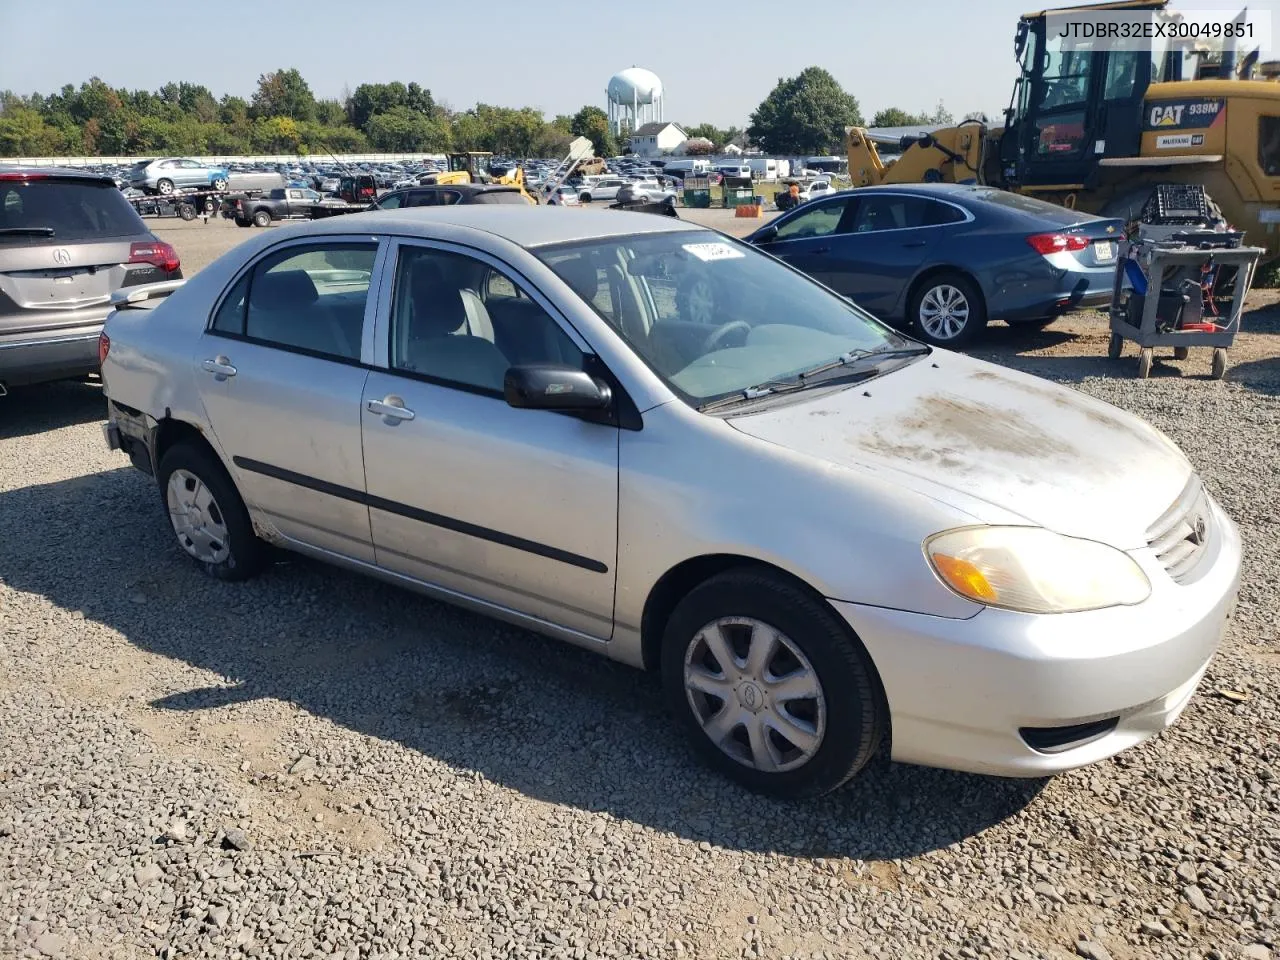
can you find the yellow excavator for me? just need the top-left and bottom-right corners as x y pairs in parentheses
(419, 152), (538, 203)
(845, 0), (1280, 255)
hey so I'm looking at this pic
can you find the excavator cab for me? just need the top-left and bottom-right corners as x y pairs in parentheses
(1000, 0), (1175, 189)
(447, 152), (494, 181)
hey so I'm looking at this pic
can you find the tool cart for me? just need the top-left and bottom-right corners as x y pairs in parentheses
(1107, 185), (1263, 379)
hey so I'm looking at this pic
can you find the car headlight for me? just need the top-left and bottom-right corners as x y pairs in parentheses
(925, 526), (1150, 614)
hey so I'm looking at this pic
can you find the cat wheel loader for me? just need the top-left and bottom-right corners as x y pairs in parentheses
(419, 152), (537, 203)
(846, 0), (1280, 257)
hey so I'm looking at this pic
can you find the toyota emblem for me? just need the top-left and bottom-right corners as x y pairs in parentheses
(52, 248), (71, 265)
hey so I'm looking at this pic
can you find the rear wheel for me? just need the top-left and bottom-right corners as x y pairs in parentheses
(580, 193), (592, 203)
(177, 202), (197, 221)
(661, 569), (885, 798)
(252, 209), (272, 228)
(910, 273), (986, 348)
(1211, 347), (1228, 380)
(1173, 346), (1190, 360)
(157, 443), (267, 582)
(156, 178), (174, 196)
(1108, 332), (1124, 359)
(234, 217), (252, 228)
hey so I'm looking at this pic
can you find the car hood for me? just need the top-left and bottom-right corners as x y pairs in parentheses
(727, 351), (1191, 550)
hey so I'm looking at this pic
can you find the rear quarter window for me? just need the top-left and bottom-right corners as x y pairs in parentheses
(0, 180), (146, 244)
(473, 192), (528, 204)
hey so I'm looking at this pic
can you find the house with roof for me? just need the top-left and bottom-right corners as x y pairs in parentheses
(628, 122), (688, 157)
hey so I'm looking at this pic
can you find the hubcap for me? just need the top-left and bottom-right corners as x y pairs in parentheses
(166, 469), (230, 564)
(684, 617), (826, 773)
(158, 181), (173, 195)
(919, 284), (970, 340)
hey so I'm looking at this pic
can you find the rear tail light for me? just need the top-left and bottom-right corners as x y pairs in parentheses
(98, 332), (110, 365)
(128, 240), (180, 273)
(0, 171), (47, 181)
(1027, 232), (1089, 255)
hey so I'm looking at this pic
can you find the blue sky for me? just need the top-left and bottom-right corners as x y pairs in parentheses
(2, 0), (1274, 127)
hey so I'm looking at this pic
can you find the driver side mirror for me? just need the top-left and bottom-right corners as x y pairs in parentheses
(753, 224), (778, 244)
(503, 364), (612, 412)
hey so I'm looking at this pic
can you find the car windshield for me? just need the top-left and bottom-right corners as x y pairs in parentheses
(536, 231), (910, 407)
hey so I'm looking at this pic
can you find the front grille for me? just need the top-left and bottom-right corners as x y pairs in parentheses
(1146, 477), (1213, 583)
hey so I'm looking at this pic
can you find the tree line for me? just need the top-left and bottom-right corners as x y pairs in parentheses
(0, 66), (978, 160)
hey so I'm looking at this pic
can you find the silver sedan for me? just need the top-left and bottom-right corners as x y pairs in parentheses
(100, 208), (1241, 797)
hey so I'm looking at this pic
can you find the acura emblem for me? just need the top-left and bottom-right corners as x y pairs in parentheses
(52, 248), (71, 265)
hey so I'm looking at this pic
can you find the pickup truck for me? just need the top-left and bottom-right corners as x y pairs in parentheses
(225, 188), (361, 227)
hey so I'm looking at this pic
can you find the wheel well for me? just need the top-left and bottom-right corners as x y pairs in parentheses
(640, 555), (828, 671)
(152, 418), (218, 472)
(903, 265), (985, 320)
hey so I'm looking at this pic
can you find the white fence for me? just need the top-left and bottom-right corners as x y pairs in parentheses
(1, 153), (450, 167)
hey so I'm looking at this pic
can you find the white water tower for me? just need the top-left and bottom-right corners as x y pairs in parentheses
(607, 67), (664, 136)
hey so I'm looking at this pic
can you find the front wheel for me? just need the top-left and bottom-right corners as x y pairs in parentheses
(157, 443), (267, 582)
(910, 273), (986, 348)
(661, 569), (885, 798)
(212, 177), (228, 191)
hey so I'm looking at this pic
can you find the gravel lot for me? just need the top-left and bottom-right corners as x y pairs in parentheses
(2, 210), (1278, 960)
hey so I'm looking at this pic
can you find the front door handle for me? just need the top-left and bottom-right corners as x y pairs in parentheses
(902, 240), (928, 248)
(201, 356), (237, 380)
(810, 246), (831, 254)
(367, 396), (415, 423)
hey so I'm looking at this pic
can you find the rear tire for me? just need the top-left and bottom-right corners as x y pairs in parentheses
(910, 273), (987, 348)
(177, 202), (197, 221)
(661, 568), (886, 798)
(1173, 346), (1190, 360)
(1108, 332), (1124, 359)
(580, 193), (592, 203)
(235, 218), (252, 228)
(156, 443), (267, 582)
(156, 178), (174, 196)
(252, 209), (272, 228)
(1211, 348), (1228, 380)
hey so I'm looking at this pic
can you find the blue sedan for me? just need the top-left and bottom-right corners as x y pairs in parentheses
(745, 183), (1124, 347)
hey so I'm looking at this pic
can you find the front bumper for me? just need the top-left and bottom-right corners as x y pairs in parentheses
(832, 496), (1241, 777)
(0, 323), (103, 388)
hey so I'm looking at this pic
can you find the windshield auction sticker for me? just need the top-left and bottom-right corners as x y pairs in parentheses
(683, 242), (746, 262)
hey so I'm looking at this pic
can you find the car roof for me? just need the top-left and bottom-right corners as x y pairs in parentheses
(303, 206), (700, 247)
(0, 165), (117, 185)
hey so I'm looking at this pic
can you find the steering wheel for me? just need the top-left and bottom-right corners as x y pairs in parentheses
(701, 320), (751, 353)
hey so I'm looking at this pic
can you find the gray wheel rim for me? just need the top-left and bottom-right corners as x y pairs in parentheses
(166, 469), (231, 564)
(684, 617), (826, 773)
(157, 180), (173, 195)
(919, 284), (970, 340)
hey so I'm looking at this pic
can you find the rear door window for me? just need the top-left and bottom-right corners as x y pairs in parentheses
(773, 198), (855, 241)
(0, 179), (146, 244)
(213, 242), (378, 362)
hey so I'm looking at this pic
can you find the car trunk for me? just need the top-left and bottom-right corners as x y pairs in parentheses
(0, 177), (152, 335)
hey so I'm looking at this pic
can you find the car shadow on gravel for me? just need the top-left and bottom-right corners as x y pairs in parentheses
(0, 466), (1046, 861)
(0, 379), (105, 439)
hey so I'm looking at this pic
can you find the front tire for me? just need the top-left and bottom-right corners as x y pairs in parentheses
(661, 569), (885, 798)
(910, 273), (986, 348)
(212, 177), (228, 191)
(157, 443), (267, 582)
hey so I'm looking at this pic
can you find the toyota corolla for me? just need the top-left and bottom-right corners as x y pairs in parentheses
(100, 207), (1240, 797)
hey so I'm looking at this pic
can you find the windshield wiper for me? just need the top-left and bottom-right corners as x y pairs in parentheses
(698, 344), (930, 414)
(0, 227), (55, 237)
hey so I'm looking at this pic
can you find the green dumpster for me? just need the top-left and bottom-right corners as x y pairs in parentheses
(682, 176), (712, 208)
(721, 175), (755, 208)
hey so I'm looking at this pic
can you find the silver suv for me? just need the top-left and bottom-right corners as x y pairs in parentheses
(0, 167), (182, 392)
(127, 158), (230, 196)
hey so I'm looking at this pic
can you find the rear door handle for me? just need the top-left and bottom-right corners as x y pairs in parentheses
(902, 241), (928, 248)
(367, 396), (415, 422)
(200, 356), (237, 379)
(811, 246), (831, 254)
